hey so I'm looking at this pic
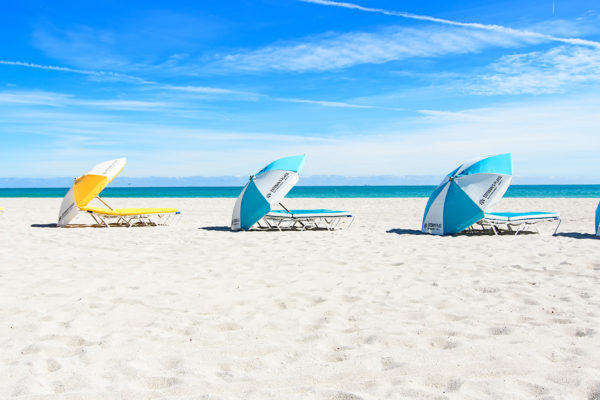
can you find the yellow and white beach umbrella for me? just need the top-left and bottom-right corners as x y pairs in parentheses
(58, 158), (126, 226)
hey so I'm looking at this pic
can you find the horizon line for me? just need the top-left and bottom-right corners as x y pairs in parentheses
(1, 183), (600, 189)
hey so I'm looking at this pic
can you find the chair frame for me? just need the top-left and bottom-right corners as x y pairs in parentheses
(82, 196), (181, 227)
(254, 203), (354, 231)
(471, 213), (561, 236)
(86, 210), (181, 227)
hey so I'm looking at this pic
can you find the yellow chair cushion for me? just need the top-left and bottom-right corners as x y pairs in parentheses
(80, 206), (178, 216)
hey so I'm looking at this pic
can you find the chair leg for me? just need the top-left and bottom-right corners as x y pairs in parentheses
(553, 219), (562, 236)
(491, 224), (499, 235)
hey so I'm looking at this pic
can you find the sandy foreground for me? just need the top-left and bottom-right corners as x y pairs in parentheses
(0, 197), (599, 400)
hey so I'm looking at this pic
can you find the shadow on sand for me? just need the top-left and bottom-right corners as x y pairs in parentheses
(199, 226), (331, 232)
(554, 232), (599, 240)
(386, 228), (428, 236)
(30, 223), (58, 228)
(457, 230), (537, 236)
(387, 228), (537, 236)
(200, 226), (233, 232)
(30, 223), (144, 228)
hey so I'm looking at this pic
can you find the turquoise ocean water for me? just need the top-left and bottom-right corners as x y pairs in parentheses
(0, 185), (599, 198)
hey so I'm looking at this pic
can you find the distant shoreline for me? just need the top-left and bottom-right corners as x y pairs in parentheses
(1, 185), (599, 198)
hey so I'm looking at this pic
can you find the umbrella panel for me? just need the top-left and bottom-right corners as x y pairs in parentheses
(73, 174), (109, 207)
(240, 180), (271, 230)
(443, 180), (485, 234)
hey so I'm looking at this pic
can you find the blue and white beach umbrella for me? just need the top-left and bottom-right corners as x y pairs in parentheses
(596, 203), (600, 236)
(422, 153), (513, 235)
(231, 155), (306, 231)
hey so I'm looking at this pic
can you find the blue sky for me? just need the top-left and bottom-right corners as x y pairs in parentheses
(1, 0), (599, 181)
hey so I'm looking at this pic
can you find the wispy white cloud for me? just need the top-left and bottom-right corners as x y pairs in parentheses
(161, 85), (386, 109)
(3, 92), (599, 179)
(0, 60), (95, 75)
(2, 61), (377, 108)
(163, 85), (375, 108)
(216, 26), (536, 72)
(300, 95), (600, 178)
(0, 60), (154, 84)
(0, 86), (380, 114)
(527, 14), (600, 39)
(301, 0), (600, 48)
(469, 46), (600, 95)
(0, 104), (336, 176)
(417, 109), (490, 122)
(1, 60), (264, 98)
(163, 85), (255, 95)
(31, 12), (227, 72)
(0, 90), (70, 106)
(79, 99), (170, 110)
(32, 26), (129, 71)
(161, 85), (262, 101)
(273, 97), (374, 108)
(0, 90), (170, 111)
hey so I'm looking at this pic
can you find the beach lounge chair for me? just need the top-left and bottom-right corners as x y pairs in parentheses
(231, 155), (353, 231)
(473, 211), (561, 235)
(79, 203), (180, 228)
(256, 205), (354, 231)
(58, 158), (180, 227)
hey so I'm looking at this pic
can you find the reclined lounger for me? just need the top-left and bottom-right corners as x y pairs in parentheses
(257, 208), (354, 231)
(474, 211), (561, 235)
(58, 158), (180, 227)
(231, 155), (353, 231)
(81, 205), (180, 227)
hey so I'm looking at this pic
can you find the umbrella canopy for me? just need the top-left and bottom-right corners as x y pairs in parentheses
(58, 158), (126, 226)
(422, 153), (513, 235)
(596, 203), (600, 236)
(231, 155), (305, 230)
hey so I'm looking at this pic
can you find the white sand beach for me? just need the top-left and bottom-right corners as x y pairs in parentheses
(1, 197), (599, 399)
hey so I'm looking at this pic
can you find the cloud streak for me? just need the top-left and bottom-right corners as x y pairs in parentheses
(161, 85), (262, 101)
(273, 97), (374, 108)
(0, 60), (154, 84)
(163, 85), (255, 95)
(469, 46), (600, 95)
(2, 61), (376, 108)
(0, 60), (97, 75)
(217, 26), (534, 72)
(0, 86), (378, 114)
(0, 90), (170, 111)
(301, 0), (600, 48)
(2, 92), (599, 179)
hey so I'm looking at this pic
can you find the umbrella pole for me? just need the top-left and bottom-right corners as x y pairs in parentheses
(96, 196), (114, 210)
